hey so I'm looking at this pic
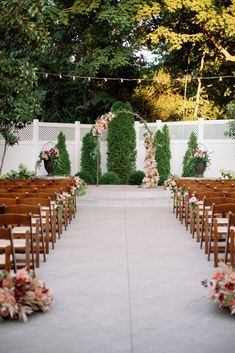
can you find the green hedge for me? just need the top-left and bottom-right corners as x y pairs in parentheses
(54, 131), (71, 176)
(154, 124), (171, 185)
(107, 101), (136, 184)
(182, 131), (198, 177)
(80, 130), (101, 184)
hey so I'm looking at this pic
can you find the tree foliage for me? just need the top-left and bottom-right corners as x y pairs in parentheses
(107, 101), (136, 184)
(0, 0), (65, 173)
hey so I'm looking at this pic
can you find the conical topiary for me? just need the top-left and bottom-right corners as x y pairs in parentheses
(107, 101), (136, 184)
(80, 129), (101, 184)
(155, 124), (171, 185)
(54, 131), (71, 176)
(182, 131), (198, 177)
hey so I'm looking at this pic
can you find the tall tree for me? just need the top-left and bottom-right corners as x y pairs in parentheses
(0, 0), (65, 173)
(40, 0), (159, 123)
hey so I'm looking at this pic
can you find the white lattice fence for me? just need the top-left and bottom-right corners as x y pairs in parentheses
(0, 119), (234, 177)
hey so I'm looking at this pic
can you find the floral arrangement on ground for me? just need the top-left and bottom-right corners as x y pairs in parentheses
(202, 263), (235, 315)
(0, 269), (53, 322)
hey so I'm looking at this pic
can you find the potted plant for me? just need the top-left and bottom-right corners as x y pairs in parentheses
(190, 149), (211, 177)
(36, 147), (60, 176)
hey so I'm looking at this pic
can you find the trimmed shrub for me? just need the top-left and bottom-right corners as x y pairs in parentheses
(75, 171), (95, 185)
(80, 130), (101, 184)
(129, 170), (145, 185)
(100, 172), (121, 185)
(182, 131), (198, 177)
(107, 101), (136, 184)
(154, 124), (171, 185)
(54, 131), (71, 176)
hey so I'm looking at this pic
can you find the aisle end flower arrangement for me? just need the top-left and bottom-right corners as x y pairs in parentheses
(67, 176), (87, 196)
(0, 269), (53, 322)
(202, 263), (235, 315)
(163, 176), (177, 196)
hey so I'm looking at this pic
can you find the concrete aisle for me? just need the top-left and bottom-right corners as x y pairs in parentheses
(1, 186), (235, 353)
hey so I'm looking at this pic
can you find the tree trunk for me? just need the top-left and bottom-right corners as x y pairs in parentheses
(194, 51), (206, 118)
(0, 140), (8, 175)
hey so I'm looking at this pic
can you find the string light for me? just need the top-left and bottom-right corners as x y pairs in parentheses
(42, 72), (234, 83)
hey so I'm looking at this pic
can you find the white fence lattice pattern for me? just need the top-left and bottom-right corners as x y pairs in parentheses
(0, 118), (234, 177)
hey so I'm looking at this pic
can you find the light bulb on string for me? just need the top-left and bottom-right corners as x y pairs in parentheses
(88, 77), (91, 82)
(219, 77), (223, 82)
(137, 79), (142, 84)
(120, 78), (123, 83)
(59, 74), (62, 79)
(73, 76), (76, 81)
(45, 73), (48, 79)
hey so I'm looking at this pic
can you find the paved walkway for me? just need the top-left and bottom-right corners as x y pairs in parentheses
(1, 186), (235, 353)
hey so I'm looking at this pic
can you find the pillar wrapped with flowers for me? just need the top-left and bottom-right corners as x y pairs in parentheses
(142, 130), (159, 188)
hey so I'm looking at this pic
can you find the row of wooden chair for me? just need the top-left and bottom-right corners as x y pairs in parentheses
(173, 179), (235, 267)
(0, 178), (78, 273)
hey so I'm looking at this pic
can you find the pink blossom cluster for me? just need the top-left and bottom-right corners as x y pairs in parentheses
(67, 176), (87, 196)
(208, 264), (235, 315)
(188, 195), (199, 210)
(142, 131), (159, 188)
(192, 149), (206, 159)
(92, 112), (115, 137)
(0, 269), (53, 322)
(40, 147), (60, 161)
(163, 177), (177, 194)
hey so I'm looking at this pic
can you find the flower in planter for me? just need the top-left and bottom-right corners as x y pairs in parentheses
(36, 147), (60, 170)
(190, 149), (211, 169)
(39, 147), (60, 161)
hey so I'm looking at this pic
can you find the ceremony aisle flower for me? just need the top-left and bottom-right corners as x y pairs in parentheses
(0, 269), (53, 322)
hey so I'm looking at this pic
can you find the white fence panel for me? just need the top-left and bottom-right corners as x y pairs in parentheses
(0, 118), (234, 178)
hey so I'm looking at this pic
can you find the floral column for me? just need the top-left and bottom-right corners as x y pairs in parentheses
(142, 130), (159, 188)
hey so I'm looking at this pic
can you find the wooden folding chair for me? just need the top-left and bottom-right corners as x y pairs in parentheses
(0, 214), (36, 272)
(224, 213), (235, 266)
(17, 197), (56, 252)
(208, 204), (235, 267)
(0, 227), (17, 272)
(4, 204), (47, 263)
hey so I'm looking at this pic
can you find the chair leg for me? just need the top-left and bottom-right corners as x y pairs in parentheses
(213, 222), (218, 267)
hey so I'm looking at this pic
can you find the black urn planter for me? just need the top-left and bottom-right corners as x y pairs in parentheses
(43, 159), (54, 176)
(194, 160), (206, 178)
